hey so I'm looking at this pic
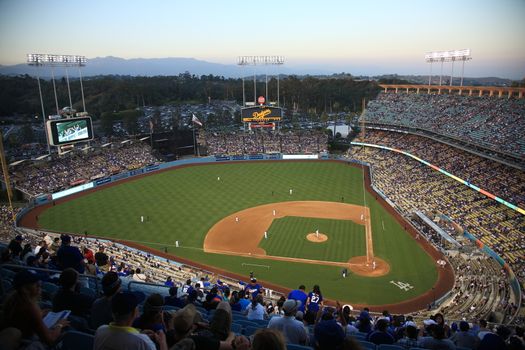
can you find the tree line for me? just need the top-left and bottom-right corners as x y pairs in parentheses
(0, 73), (380, 121)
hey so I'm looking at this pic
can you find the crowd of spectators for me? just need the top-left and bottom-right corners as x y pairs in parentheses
(348, 129), (525, 320)
(9, 141), (159, 196)
(363, 92), (525, 157)
(359, 129), (525, 208)
(202, 129), (328, 156)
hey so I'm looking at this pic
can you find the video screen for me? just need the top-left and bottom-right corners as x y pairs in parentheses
(47, 116), (93, 146)
(57, 119), (88, 143)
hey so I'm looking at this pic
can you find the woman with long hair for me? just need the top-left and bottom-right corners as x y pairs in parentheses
(305, 284), (323, 325)
(2, 270), (69, 347)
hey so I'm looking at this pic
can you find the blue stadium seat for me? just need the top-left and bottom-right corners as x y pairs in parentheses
(231, 323), (242, 334)
(234, 319), (259, 328)
(243, 325), (260, 336)
(352, 332), (367, 340)
(60, 330), (94, 350)
(250, 318), (269, 327)
(2, 279), (12, 292)
(0, 267), (16, 280)
(378, 345), (404, 350)
(359, 340), (377, 350)
(41, 282), (59, 300)
(287, 344), (314, 350)
(79, 286), (96, 298)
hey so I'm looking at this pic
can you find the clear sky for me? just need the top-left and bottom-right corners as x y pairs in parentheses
(0, 0), (524, 78)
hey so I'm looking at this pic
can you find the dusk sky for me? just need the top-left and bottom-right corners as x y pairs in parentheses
(0, 0), (524, 79)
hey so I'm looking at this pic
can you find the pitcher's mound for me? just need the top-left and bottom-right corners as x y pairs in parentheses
(306, 233), (328, 242)
(347, 256), (390, 277)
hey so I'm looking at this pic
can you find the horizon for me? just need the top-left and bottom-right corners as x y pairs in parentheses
(1, 0), (524, 79)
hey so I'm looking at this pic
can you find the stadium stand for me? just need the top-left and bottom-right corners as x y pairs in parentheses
(347, 129), (524, 324)
(363, 92), (525, 158)
(9, 140), (160, 197)
(202, 129), (328, 156)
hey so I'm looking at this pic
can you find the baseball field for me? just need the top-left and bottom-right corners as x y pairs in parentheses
(28, 160), (452, 311)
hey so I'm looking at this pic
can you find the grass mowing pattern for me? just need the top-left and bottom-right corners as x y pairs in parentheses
(260, 216), (365, 262)
(38, 161), (437, 305)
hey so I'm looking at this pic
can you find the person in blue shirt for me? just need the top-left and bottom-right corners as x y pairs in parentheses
(305, 285), (323, 325)
(164, 276), (174, 287)
(244, 278), (263, 299)
(287, 285), (308, 313)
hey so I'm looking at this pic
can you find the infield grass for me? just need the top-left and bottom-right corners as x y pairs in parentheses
(37, 161), (438, 305)
(260, 216), (365, 262)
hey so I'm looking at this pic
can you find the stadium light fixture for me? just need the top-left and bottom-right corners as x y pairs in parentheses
(237, 56), (285, 107)
(425, 49), (471, 87)
(27, 53), (88, 154)
(27, 54), (86, 67)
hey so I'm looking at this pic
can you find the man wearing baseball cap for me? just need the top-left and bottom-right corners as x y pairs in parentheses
(268, 299), (308, 346)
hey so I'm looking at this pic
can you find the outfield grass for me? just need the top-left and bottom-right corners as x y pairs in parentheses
(260, 216), (365, 262)
(38, 161), (438, 305)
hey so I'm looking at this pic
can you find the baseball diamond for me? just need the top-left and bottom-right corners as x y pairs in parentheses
(20, 160), (454, 312)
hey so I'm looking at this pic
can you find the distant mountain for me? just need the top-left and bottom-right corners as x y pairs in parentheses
(0, 57), (516, 85)
(0, 56), (331, 78)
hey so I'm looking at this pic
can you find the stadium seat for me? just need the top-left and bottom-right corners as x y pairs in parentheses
(234, 319), (259, 329)
(378, 345), (404, 350)
(79, 286), (96, 298)
(286, 344), (314, 350)
(1, 279), (12, 293)
(352, 332), (367, 340)
(41, 282), (59, 300)
(359, 340), (377, 350)
(249, 318), (269, 327)
(243, 325), (260, 336)
(231, 323), (242, 334)
(60, 330), (95, 350)
(0, 267), (16, 280)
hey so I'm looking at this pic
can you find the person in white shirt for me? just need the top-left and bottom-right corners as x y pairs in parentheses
(245, 294), (268, 320)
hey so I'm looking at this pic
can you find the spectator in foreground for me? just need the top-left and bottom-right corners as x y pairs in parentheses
(419, 324), (456, 350)
(450, 321), (479, 349)
(56, 235), (84, 273)
(396, 321), (421, 349)
(133, 293), (167, 332)
(165, 286), (185, 308)
(94, 291), (166, 350)
(314, 306), (345, 350)
(52, 268), (94, 318)
(2, 270), (69, 348)
(287, 285), (308, 313)
(94, 246), (109, 272)
(7, 235), (23, 259)
(252, 328), (286, 350)
(91, 271), (122, 329)
(245, 294), (268, 320)
(366, 318), (395, 345)
(268, 299), (308, 345)
(305, 284), (323, 325)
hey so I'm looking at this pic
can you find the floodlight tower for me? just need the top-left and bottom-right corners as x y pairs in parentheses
(425, 49), (471, 86)
(237, 56), (284, 106)
(27, 54), (87, 154)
